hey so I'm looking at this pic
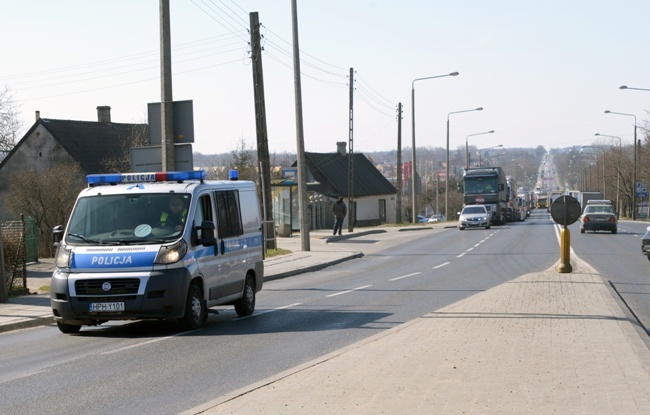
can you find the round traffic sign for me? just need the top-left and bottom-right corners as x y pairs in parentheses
(550, 195), (581, 226)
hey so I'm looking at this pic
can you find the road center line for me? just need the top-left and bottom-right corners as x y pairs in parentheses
(102, 331), (198, 355)
(326, 285), (373, 297)
(389, 272), (421, 281)
(433, 262), (450, 269)
(238, 302), (302, 320)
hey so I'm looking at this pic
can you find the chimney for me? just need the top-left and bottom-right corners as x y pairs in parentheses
(336, 142), (347, 156)
(35, 111), (40, 121)
(97, 106), (111, 123)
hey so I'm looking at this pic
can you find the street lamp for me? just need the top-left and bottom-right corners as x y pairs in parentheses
(477, 145), (503, 167)
(446, 107), (483, 219)
(465, 130), (494, 169)
(604, 110), (638, 219)
(619, 85), (650, 92)
(410, 71), (459, 223)
(595, 133), (622, 214)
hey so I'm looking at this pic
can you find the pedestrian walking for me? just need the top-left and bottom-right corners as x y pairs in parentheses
(332, 196), (347, 235)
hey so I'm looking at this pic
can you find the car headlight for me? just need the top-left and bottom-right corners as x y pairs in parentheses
(55, 245), (72, 268)
(155, 239), (188, 264)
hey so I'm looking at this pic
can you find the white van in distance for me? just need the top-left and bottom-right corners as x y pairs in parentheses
(51, 170), (264, 334)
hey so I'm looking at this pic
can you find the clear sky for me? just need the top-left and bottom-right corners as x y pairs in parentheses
(2, 1), (649, 156)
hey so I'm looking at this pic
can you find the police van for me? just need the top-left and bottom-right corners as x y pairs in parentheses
(51, 170), (264, 334)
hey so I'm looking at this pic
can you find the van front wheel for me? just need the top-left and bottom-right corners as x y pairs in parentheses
(57, 321), (82, 334)
(234, 276), (256, 317)
(180, 284), (206, 330)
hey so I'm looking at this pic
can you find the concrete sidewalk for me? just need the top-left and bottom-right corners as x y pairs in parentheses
(187, 260), (650, 415)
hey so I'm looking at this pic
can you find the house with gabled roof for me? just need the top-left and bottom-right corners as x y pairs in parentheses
(272, 142), (397, 232)
(0, 106), (147, 221)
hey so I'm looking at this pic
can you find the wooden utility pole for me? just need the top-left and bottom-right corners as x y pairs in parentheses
(0, 232), (7, 303)
(160, 0), (174, 171)
(249, 12), (275, 250)
(347, 67), (355, 232)
(396, 102), (403, 223)
(291, 0), (310, 251)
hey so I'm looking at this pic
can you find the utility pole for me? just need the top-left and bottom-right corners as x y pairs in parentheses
(347, 67), (355, 233)
(291, 0), (310, 251)
(0, 232), (7, 303)
(249, 12), (275, 250)
(160, 0), (174, 171)
(396, 102), (403, 223)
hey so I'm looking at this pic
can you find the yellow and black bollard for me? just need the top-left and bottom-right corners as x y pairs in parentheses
(557, 225), (572, 273)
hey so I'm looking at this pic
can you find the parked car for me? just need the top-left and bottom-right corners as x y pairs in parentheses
(416, 215), (429, 223)
(641, 226), (650, 261)
(458, 205), (490, 230)
(428, 214), (446, 223)
(579, 200), (617, 234)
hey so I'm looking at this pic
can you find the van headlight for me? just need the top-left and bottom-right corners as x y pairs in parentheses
(154, 239), (188, 264)
(55, 245), (72, 268)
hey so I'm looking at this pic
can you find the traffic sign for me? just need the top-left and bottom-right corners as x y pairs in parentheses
(550, 196), (581, 226)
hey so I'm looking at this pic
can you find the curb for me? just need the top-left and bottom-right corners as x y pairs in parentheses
(264, 253), (364, 282)
(0, 316), (54, 334)
(325, 229), (386, 242)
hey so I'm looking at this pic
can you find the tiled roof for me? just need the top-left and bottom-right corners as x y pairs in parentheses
(303, 152), (396, 197)
(41, 119), (147, 174)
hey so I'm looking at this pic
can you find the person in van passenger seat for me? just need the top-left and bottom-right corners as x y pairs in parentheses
(160, 197), (187, 231)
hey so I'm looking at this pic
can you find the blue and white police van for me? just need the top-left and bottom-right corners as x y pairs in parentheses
(51, 170), (264, 334)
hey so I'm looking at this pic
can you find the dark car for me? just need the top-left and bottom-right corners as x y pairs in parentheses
(579, 200), (617, 234)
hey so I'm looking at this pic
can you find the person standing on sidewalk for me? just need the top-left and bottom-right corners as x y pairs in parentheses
(332, 196), (347, 235)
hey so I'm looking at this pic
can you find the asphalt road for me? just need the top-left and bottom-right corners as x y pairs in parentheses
(0, 210), (646, 414)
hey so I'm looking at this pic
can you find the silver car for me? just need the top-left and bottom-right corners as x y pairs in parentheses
(458, 205), (490, 230)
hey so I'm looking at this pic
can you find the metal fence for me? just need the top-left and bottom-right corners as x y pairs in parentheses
(1, 216), (38, 294)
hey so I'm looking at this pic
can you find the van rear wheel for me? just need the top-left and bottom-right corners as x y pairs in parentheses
(234, 276), (256, 317)
(180, 284), (207, 330)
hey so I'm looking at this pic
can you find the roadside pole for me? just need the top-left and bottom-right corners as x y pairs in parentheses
(0, 232), (7, 303)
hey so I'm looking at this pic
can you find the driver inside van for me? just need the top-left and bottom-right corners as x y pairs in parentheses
(160, 196), (187, 231)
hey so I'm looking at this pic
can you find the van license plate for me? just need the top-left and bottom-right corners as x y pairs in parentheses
(89, 302), (125, 312)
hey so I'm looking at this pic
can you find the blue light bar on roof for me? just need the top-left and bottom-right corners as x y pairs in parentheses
(87, 170), (207, 185)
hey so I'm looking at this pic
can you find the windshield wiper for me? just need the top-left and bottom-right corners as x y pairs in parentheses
(114, 239), (167, 245)
(67, 233), (117, 245)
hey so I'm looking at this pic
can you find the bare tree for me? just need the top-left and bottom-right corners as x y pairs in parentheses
(228, 137), (258, 183)
(100, 124), (149, 172)
(8, 163), (85, 257)
(0, 86), (23, 159)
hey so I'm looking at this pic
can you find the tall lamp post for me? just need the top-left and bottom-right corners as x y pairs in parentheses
(410, 71), (459, 223)
(595, 133), (622, 215)
(477, 145), (503, 167)
(620, 85), (650, 92)
(604, 110), (637, 219)
(446, 107), (483, 219)
(465, 130), (494, 168)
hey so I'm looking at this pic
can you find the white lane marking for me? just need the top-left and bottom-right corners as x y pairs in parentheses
(239, 302), (303, 320)
(102, 331), (199, 355)
(457, 252), (466, 258)
(326, 285), (373, 298)
(467, 247), (474, 252)
(433, 262), (450, 269)
(389, 272), (421, 281)
(474, 243), (481, 247)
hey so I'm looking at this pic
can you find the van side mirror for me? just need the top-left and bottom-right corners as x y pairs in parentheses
(196, 221), (217, 246)
(52, 225), (65, 247)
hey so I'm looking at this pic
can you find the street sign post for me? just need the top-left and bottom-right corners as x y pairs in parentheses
(550, 195), (580, 273)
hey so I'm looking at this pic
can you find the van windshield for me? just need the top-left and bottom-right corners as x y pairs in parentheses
(66, 193), (191, 245)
